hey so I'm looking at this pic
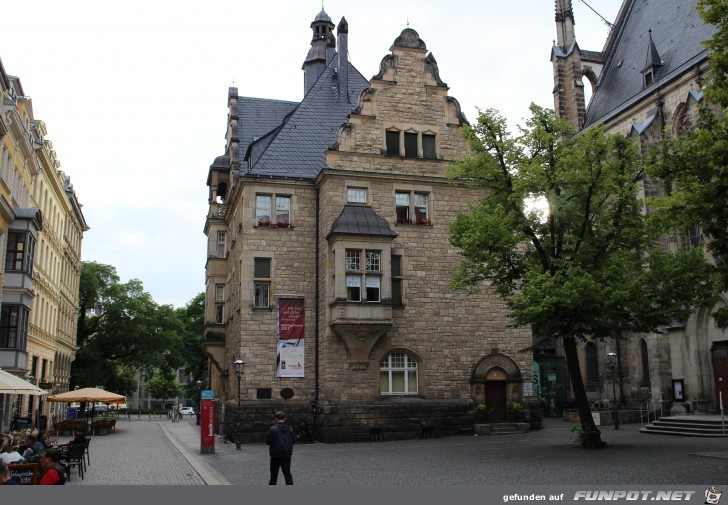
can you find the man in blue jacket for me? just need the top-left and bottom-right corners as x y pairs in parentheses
(265, 411), (295, 485)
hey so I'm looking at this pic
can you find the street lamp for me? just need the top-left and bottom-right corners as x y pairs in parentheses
(196, 380), (202, 426)
(233, 359), (246, 450)
(607, 352), (620, 430)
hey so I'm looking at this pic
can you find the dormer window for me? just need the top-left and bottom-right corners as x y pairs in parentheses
(644, 70), (654, 87)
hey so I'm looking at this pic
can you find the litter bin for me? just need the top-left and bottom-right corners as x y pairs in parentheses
(66, 407), (76, 420)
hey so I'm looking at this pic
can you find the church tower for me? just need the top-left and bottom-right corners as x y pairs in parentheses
(551, 0), (586, 130)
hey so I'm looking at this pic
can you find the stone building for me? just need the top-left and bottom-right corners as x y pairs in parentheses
(0, 56), (88, 430)
(203, 10), (533, 442)
(549, 0), (727, 416)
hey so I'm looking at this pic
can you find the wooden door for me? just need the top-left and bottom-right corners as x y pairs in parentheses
(712, 341), (728, 410)
(484, 381), (507, 422)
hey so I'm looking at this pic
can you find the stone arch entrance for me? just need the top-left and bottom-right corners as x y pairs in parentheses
(470, 353), (523, 422)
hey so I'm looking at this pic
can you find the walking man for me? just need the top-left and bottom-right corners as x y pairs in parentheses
(265, 411), (295, 485)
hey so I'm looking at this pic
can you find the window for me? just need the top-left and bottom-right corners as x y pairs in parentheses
(345, 250), (360, 271)
(640, 339), (651, 386)
(395, 192), (410, 224)
(216, 232), (226, 258)
(422, 134), (436, 159)
(385, 130), (437, 158)
(391, 255), (403, 308)
(5, 232), (35, 274)
(379, 352), (418, 395)
(215, 304), (224, 324)
(215, 284), (225, 302)
(345, 249), (381, 302)
(254, 258), (271, 308)
(347, 187), (367, 203)
(256, 195), (272, 225)
(414, 193), (429, 224)
(585, 342), (599, 384)
(395, 191), (430, 225)
(275, 196), (291, 225)
(404, 132), (418, 158)
(0, 305), (29, 349)
(386, 131), (400, 156)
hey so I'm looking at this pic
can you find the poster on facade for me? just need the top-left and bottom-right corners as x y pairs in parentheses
(277, 298), (304, 377)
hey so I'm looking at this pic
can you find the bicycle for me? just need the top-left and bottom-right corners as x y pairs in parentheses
(217, 423), (232, 444)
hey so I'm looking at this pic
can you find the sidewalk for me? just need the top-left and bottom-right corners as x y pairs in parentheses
(68, 415), (728, 485)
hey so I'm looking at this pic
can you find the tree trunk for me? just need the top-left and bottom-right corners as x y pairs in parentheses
(562, 336), (606, 448)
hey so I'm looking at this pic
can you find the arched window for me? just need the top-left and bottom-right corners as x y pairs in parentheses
(640, 339), (651, 386)
(379, 352), (418, 395)
(585, 343), (600, 384)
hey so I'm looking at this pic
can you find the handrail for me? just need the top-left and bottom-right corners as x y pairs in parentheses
(639, 395), (664, 426)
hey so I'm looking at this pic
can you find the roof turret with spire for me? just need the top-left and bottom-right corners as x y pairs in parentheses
(303, 8), (336, 95)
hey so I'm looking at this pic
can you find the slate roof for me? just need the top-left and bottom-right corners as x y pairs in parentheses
(326, 203), (398, 240)
(241, 58), (369, 180)
(584, 0), (716, 128)
(235, 97), (298, 166)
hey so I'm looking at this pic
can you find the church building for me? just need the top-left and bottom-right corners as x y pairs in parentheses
(549, 0), (727, 417)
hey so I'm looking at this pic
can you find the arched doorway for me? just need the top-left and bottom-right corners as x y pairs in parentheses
(470, 353), (524, 422)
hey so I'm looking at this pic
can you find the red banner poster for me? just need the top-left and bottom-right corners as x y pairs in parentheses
(278, 298), (305, 340)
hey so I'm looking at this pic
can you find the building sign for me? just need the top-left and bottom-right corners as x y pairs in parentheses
(277, 298), (305, 377)
(200, 390), (215, 454)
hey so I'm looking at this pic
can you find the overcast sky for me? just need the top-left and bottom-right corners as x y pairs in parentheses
(0, 0), (620, 308)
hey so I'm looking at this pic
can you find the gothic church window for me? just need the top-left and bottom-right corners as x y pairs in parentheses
(639, 339), (650, 386)
(585, 342), (600, 384)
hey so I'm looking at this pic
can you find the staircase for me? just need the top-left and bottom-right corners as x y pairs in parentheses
(640, 415), (728, 437)
(474, 422), (529, 436)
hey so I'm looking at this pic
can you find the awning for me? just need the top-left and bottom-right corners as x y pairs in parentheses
(0, 369), (47, 395)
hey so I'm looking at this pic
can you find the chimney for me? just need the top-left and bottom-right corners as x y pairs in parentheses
(337, 17), (349, 103)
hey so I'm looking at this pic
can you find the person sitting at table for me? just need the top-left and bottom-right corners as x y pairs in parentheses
(0, 444), (23, 464)
(34, 429), (53, 449)
(64, 427), (86, 446)
(21, 435), (44, 459)
(0, 463), (18, 485)
(38, 449), (65, 485)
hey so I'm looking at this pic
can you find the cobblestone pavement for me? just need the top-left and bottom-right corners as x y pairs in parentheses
(62, 416), (204, 485)
(65, 415), (728, 485)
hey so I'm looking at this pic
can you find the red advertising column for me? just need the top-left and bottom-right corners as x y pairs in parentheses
(200, 390), (215, 454)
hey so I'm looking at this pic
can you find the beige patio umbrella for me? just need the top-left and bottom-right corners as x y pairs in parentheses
(0, 369), (47, 395)
(46, 387), (127, 425)
(45, 387), (126, 404)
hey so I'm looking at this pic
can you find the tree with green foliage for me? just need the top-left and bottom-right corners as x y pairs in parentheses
(448, 104), (719, 448)
(145, 366), (180, 410)
(72, 262), (186, 394)
(648, 0), (728, 328)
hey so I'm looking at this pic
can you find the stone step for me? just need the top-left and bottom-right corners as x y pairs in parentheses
(640, 416), (728, 437)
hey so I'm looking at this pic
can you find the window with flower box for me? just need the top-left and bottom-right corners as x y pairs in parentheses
(256, 194), (292, 227)
(395, 190), (430, 225)
(345, 249), (381, 302)
(379, 352), (418, 395)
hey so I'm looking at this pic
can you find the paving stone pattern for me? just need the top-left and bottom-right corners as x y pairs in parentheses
(66, 416), (728, 485)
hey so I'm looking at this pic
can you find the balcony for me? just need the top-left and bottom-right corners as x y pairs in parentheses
(329, 302), (393, 370)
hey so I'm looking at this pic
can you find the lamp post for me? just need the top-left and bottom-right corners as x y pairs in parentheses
(607, 352), (620, 430)
(233, 359), (246, 450)
(196, 380), (202, 426)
